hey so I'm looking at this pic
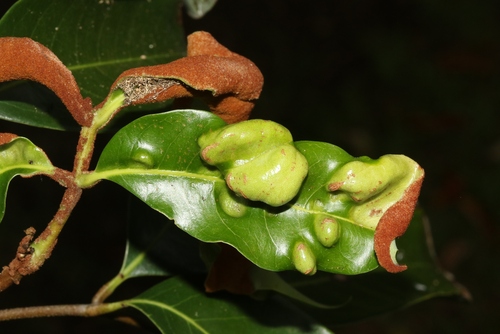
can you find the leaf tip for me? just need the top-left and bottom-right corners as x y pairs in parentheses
(374, 168), (424, 273)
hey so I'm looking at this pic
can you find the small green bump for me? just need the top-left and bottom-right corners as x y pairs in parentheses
(292, 242), (317, 275)
(130, 148), (155, 169)
(314, 216), (340, 248)
(219, 187), (248, 218)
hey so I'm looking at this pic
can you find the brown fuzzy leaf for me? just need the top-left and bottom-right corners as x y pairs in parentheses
(0, 133), (18, 145)
(108, 31), (264, 124)
(374, 171), (425, 273)
(0, 38), (93, 126)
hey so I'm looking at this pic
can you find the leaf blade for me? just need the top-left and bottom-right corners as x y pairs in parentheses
(0, 136), (54, 223)
(0, 100), (78, 131)
(277, 209), (468, 326)
(127, 276), (333, 334)
(91, 110), (381, 275)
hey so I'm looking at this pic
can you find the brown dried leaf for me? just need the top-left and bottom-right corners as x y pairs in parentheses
(0, 38), (93, 126)
(108, 31), (264, 124)
(374, 172), (425, 273)
(0, 133), (18, 145)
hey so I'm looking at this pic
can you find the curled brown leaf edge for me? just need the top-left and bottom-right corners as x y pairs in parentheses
(0, 31), (264, 128)
(99, 31), (264, 125)
(374, 170), (425, 273)
(0, 37), (93, 126)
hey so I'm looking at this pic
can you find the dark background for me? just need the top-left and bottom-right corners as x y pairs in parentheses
(1, 0), (499, 333)
(185, 2), (499, 332)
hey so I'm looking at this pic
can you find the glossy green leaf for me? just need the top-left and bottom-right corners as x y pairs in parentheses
(88, 110), (374, 274)
(127, 276), (333, 334)
(277, 209), (468, 326)
(0, 136), (54, 223)
(89, 110), (421, 276)
(0, 100), (78, 131)
(0, 0), (185, 126)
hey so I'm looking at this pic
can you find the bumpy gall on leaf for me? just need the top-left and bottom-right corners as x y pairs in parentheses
(199, 119), (308, 207)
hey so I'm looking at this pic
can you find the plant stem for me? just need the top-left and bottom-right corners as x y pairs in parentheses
(92, 223), (171, 304)
(74, 126), (97, 175)
(92, 273), (127, 305)
(0, 301), (126, 321)
(73, 89), (125, 185)
(0, 185), (82, 292)
(0, 87), (125, 297)
(30, 186), (82, 264)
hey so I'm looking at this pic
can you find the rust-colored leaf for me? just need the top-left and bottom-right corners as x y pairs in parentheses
(374, 171), (425, 273)
(0, 133), (17, 145)
(107, 31), (264, 124)
(0, 37), (93, 127)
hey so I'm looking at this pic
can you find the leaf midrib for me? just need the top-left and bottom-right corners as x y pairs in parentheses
(90, 167), (223, 184)
(0, 164), (54, 175)
(91, 167), (363, 227)
(67, 52), (181, 72)
(129, 299), (210, 334)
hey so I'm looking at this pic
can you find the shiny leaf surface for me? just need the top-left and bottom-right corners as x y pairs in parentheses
(278, 209), (467, 326)
(127, 276), (333, 334)
(91, 110), (422, 275)
(0, 100), (78, 131)
(0, 136), (54, 223)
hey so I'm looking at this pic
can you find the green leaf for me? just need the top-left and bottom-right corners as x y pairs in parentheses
(88, 110), (424, 276)
(0, 100), (78, 131)
(277, 209), (468, 326)
(0, 0), (185, 125)
(0, 136), (54, 223)
(249, 266), (343, 309)
(127, 276), (333, 334)
(91, 196), (207, 303)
